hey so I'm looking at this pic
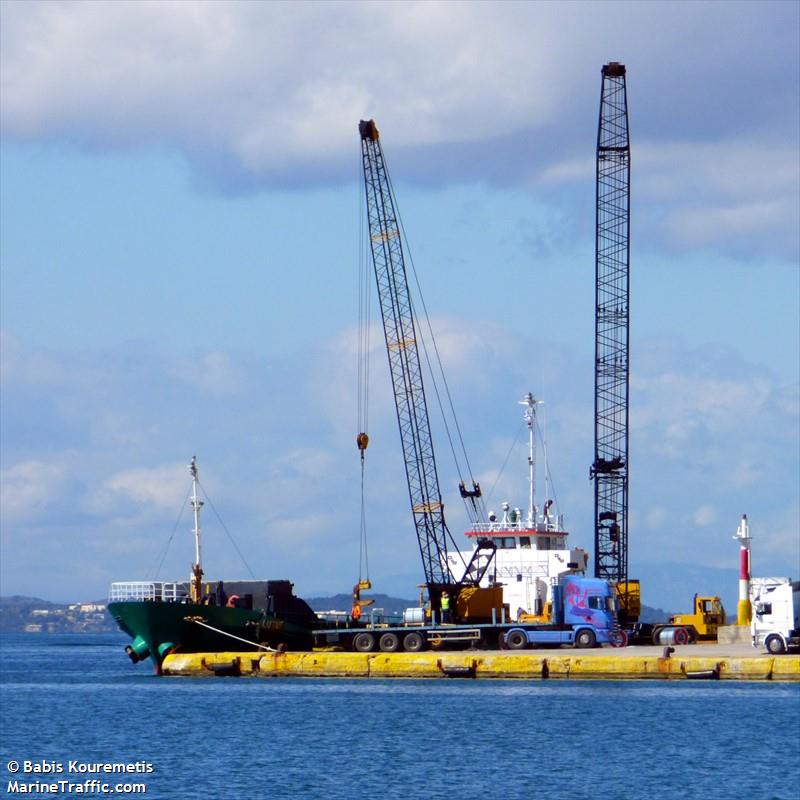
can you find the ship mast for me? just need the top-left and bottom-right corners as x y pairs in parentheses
(189, 456), (204, 603)
(520, 393), (542, 528)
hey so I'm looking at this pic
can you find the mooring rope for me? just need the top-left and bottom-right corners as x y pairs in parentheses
(190, 619), (278, 652)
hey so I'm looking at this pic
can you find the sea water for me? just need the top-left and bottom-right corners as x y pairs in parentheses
(1, 633), (798, 800)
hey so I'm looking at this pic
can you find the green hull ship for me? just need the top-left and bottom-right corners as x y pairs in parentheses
(108, 458), (323, 672)
(108, 579), (320, 672)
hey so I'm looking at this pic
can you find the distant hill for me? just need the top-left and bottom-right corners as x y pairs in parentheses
(307, 593), (416, 616)
(639, 604), (676, 623)
(0, 595), (115, 633)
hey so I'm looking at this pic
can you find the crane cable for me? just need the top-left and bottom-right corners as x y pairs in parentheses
(147, 490), (190, 580)
(383, 162), (487, 531)
(483, 414), (561, 521)
(147, 477), (259, 582)
(356, 154), (371, 586)
(536, 413), (561, 522)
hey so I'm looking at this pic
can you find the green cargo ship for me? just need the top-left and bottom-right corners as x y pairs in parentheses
(107, 458), (323, 672)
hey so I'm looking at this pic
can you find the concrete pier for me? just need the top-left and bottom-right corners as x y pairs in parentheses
(162, 642), (800, 681)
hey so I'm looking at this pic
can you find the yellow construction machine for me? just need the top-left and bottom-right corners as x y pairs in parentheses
(668, 595), (727, 641)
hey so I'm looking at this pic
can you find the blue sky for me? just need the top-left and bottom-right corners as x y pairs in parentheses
(1, 0), (798, 610)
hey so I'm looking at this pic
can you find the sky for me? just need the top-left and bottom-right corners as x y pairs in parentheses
(1, 0), (798, 612)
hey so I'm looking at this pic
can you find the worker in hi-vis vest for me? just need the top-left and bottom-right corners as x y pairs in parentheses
(441, 592), (451, 624)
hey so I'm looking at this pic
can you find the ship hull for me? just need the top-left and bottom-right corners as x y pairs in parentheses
(108, 598), (315, 672)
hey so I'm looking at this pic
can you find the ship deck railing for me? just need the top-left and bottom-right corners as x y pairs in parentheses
(108, 581), (188, 603)
(468, 517), (566, 534)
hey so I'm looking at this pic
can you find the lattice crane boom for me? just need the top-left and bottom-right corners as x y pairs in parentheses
(359, 119), (452, 587)
(592, 63), (631, 590)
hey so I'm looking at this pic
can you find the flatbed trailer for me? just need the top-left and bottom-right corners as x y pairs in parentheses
(317, 575), (623, 653)
(314, 622), (508, 653)
(313, 621), (613, 653)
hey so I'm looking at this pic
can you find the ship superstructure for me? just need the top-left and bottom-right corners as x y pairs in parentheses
(451, 394), (588, 620)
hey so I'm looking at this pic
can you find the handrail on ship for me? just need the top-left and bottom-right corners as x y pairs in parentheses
(108, 581), (187, 603)
(469, 518), (565, 534)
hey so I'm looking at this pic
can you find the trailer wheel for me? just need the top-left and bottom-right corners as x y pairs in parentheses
(575, 628), (596, 649)
(505, 630), (528, 650)
(673, 627), (689, 646)
(403, 632), (425, 652)
(766, 634), (786, 655)
(379, 632), (400, 653)
(353, 632), (376, 652)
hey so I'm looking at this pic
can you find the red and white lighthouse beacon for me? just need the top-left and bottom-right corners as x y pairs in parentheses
(733, 514), (752, 625)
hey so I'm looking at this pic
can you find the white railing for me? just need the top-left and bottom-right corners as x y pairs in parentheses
(108, 582), (187, 603)
(469, 517), (565, 534)
(494, 564), (551, 579)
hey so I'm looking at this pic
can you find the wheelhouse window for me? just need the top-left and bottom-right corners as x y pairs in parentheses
(500, 537), (517, 549)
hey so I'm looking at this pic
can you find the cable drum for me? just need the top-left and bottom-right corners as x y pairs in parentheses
(653, 627), (690, 646)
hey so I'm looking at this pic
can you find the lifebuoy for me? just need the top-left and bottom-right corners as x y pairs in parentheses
(226, 595), (240, 608)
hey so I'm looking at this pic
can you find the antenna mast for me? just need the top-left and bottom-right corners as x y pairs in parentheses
(520, 393), (542, 527)
(189, 456), (204, 603)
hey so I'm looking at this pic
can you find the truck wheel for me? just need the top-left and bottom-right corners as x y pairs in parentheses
(403, 632), (425, 652)
(353, 632), (376, 652)
(766, 635), (786, 655)
(505, 630), (528, 650)
(575, 629), (596, 649)
(379, 632), (400, 653)
(610, 629), (628, 648)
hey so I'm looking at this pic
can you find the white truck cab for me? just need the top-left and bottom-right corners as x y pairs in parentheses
(750, 577), (800, 654)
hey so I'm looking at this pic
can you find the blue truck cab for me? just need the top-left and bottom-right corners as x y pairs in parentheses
(504, 575), (622, 649)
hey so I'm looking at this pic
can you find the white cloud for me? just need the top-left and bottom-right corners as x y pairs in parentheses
(101, 463), (188, 511)
(646, 506), (666, 530)
(693, 504), (717, 527)
(540, 137), (800, 257)
(632, 367), (773, 444)
(1, 2), (796, 258)
(1, 324), (797, 602)
(0, 460), (68, 521)
(170, 351), (249, 396)
(0, 2), (547, 169)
